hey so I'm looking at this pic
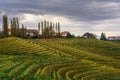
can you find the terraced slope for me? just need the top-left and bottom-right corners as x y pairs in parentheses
(33, 38), (120, 59)
(0, 37), (73, 79)
(0, 37), (120, 80)
(39, 59), (120, 80)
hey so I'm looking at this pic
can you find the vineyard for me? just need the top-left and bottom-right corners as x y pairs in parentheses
(0, 37), (120, 80)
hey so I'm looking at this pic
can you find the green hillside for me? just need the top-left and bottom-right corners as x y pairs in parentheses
(0, 37), (120, 80)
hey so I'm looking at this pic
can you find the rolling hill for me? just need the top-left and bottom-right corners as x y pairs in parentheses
(0, 37), (120, 80)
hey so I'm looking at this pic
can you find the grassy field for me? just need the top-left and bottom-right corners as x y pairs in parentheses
(0, 37), (120, 80)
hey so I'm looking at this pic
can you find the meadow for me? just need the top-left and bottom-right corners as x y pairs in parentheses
(0, 37), (120, 80)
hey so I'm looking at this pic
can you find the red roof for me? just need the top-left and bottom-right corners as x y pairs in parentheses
(27, 29), (39, 34)
(8, 28), (11, 32)
(60, 31), (70, 35)
(108, 36), (120, 38)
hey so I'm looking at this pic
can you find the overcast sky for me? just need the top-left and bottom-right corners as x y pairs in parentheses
(0, 0), (120, 36)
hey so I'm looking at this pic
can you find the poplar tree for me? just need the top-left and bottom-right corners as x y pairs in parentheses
(11, 17), (17, 37)
(38, 22), (40, 35)
(50, 22), (53, 38)
(52, 23), (55, 38)
(100, 32), (107, 40)
(41, 21), (44, 38)
(38, 20), (61, 39)
(56, 22), (58, 35)
(16, 18), (19, 37)
(46, 21), (50, 38)
(2, 15), (8, 37)
(44, 20), (47, 38)
(21, 24), (26, 38)
(10, 20), (14, 36)
(58, 22), (60, 37)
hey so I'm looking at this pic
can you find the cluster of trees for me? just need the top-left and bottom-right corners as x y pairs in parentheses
(100, 32), (107, 40)
(10, 17), (27, 38)
(38, 20), (61, 39)
(0, 15), (27, 38)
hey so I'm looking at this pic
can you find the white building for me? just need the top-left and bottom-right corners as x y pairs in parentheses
(60, 31), (70, 37)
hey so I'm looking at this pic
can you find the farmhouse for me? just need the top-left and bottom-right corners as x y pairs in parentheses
(82, 32), (96, 39)
(60, 31), (70, 37)
(27, 29), (39, 37)
(108, 36), (120, 40)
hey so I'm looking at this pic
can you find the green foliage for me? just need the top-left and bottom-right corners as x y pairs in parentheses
(100, 32), (107, 40)
(66, 33), (75, 38)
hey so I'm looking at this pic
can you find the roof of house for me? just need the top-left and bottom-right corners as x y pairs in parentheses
(8, 28), (11, 32)
(60, 31), (70, 35)
(27, 29), (39, 34)
(108, 36), (120, 38)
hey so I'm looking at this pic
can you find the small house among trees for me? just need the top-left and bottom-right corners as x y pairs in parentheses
(60, 31), (75, 38)
(60, 31), (70, 37)
(108, 36), (120, 40)
(8, 28), (39, 38)
(27, 29), (39, 37)
(82, 32), (96, 39)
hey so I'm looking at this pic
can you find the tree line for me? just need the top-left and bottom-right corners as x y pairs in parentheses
(1, 15), (107, 40)
(38, 20), (61, 39)
(0, 15), (62, 39)
(0, 15), (27, 38)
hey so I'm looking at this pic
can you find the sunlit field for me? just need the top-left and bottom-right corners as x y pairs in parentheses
(0, 37), (120, 80)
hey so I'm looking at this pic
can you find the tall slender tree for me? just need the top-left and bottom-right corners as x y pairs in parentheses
(11, 17), (17, 37)
(39, 20), (61, 39)
(41, 21), (44, 38)
(2, 15), (8, 37)
(16, 18), (19, 37)
(49, 22), (52, 38)
(38, 22), (40, 35)
(21, 24), (26, 38)
(10, 19), (14, 36)
(43, 20), (46, 38)
(56, 22), (58, 34)
(13, 17), (17, 37)
(47, 21), (50, 38)
(58, 22), (60, 37)
(52, 23), (55, 38)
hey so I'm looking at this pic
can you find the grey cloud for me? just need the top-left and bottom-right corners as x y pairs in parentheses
(1, 0), (120, 21)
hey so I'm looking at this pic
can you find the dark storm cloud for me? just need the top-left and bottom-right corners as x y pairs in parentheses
(1, 0), (120, 21)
